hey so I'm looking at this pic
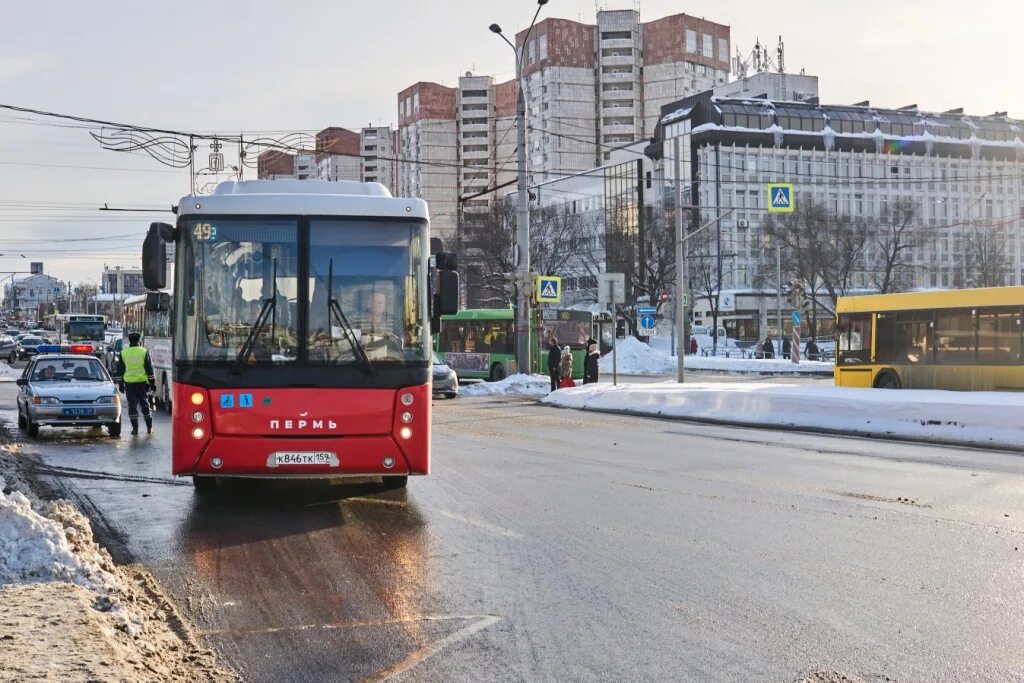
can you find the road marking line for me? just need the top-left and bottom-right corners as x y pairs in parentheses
(365, 615), (503, 682)
(436, 509), (523, 539)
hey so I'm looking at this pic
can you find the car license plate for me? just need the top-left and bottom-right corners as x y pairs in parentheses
(267, 451), (338, 467)
(62, 407), (95, 416)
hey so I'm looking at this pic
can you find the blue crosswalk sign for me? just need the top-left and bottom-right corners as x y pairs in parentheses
(768, 183), (795, 213)
(536, 276), (562, 303)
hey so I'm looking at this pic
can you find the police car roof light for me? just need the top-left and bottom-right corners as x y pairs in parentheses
(69, 345), (93, 354)
(36, 345), (61, 353)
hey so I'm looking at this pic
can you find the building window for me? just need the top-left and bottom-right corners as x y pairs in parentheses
(703, 34), (713, 58)
(601, 30), (631, 40)
(686, 30), (697, 53)
(413, 93), (419, 111)
(528, 40), (536, 64)
(718, 37), (729, 63)
(463, 89), (488, 98)
(539, 34), (547, 60)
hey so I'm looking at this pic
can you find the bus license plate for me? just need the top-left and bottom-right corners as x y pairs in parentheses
(268, 451), (338, 467)
(62, 407), (95, 416)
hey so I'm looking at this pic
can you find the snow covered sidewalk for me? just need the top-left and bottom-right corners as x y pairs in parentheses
(0, 446), (232, 680)
(543, 382), (1024, 450)
(600, 337), (832, 376)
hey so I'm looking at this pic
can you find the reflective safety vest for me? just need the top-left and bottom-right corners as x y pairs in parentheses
(121, 345), (149, 384)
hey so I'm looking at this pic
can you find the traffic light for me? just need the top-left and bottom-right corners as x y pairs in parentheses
(787, 280), (805, 309)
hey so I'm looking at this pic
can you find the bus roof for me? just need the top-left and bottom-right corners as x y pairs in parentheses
(177, 180), (429, 222)
(837, 285), (1024, 314)
(440, 309), (514, 321)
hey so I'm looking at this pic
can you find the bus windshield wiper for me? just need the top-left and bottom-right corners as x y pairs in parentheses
(232, 259), (279, 374)
(327, 259), (374, 375)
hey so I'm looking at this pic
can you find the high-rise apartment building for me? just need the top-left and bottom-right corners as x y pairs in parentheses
(395, 8), (730, 239)
(397, 82), (459, 237)
(315, 127), (362, 182)
(515, 9), (730, 176)
(360, 126), (396, 192)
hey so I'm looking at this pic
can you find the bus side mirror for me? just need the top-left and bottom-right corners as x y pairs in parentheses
(145, 291), (170, 312)
(438, 270), (459, 315)
(436, 252), (458, 271)
(143, 222), (175, 290)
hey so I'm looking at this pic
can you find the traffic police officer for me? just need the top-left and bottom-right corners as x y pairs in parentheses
(115, 332), (155, 435)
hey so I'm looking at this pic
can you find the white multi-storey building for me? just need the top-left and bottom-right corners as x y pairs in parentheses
(360, 126), (396, 193)
(655, 92), (1024, 339)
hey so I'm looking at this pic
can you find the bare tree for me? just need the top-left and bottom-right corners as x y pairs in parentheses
(688, 224), (724, 352)
(965, 225), (1009, 288)
(764, 198), (868, 328)
(456, 200), (599, 308)
(871, 197), (931, 294)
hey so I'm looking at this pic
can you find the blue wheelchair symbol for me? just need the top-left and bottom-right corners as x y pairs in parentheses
(220, 394), (235, 409)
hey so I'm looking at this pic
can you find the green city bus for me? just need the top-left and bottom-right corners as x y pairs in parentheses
(436, 308), (592, 381)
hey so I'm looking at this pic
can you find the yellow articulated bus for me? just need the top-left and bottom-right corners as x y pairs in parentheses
(834, 286), (1024, 391)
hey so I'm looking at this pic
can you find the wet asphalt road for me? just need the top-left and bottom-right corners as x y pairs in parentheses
(3, 378), (1024, 682)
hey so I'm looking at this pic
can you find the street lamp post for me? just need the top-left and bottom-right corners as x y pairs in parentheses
(490, 0), (547, 376)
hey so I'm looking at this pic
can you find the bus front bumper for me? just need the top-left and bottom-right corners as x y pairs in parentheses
(181, 434), (423, 478)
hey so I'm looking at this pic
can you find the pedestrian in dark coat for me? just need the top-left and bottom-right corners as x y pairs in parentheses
(781, 336), (791, 359)
(547, 338), (561, 392)
(689, 336), (698, 355)
(805, 338), (820, 361)
(583, 340), (600, 384)
(761, 337), (775, 359)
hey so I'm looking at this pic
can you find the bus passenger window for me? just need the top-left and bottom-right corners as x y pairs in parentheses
(934, 310), (975, 365)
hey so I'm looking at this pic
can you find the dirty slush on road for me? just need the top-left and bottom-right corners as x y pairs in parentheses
(0, 435), (235, 681)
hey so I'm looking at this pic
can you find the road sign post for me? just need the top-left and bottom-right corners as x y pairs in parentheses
(598, 273), (625, 386)
(791, 310), (801, 364)
(637, 305), (657, 336)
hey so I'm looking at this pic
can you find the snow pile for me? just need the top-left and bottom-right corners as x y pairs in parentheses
(0, 363), (20, 378)
(600, 337), (832, 376)
(684, 356), (833, 375)
(599, 337), (675, 375)
(0, 482), (143, 635)
(0, 484), (96, 585)
(543, 382), (1024, 449)
(460, 373), (553, 397)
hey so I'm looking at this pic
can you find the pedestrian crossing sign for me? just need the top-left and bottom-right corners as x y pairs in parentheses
(536, 275), (562, 303)
(767, 183), (795, 213)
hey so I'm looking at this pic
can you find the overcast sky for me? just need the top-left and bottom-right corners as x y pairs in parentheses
(1, 0), (1021, 284)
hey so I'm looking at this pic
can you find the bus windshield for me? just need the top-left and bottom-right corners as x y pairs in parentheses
(68, 321), (105, 342)
(175, 217), (428, 366)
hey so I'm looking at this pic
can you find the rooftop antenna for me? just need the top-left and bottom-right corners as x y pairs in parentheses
(776, 36), (785, 73)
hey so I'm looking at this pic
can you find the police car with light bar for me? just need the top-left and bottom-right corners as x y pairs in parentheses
(16, 345), (123, 438)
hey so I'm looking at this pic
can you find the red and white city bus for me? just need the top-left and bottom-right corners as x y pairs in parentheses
(141, 180), (458, 491)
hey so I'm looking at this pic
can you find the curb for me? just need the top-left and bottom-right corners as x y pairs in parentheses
(541, 401), (1024, 455)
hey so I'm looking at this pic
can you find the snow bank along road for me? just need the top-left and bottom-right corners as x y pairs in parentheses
(0, 441), (231, 681)
(600, 337), (834, 376)
(544, 381), (1024, 451)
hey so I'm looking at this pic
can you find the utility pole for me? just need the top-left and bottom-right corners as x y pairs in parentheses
(489, 1), (547, 375)
(514, 53), (531, 375)
(674, 137), (686, 382)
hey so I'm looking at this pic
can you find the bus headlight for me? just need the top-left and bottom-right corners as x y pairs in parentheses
(400, 411), (413, 423)
(192, 411), (204, 423)
(400, 393), (414, 406)
(192, 427), (205, 440)
(399, 426), (412, 440)
(191, 392), (204, 405)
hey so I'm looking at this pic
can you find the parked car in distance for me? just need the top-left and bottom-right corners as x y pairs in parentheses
(17, 336), (45, 360)
(432, 352), (459, 399)
(0, 335), (17, 363)
(16, 352), (122, 438)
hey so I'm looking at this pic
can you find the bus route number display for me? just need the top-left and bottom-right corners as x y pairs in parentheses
(193, 223), (218, 241)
